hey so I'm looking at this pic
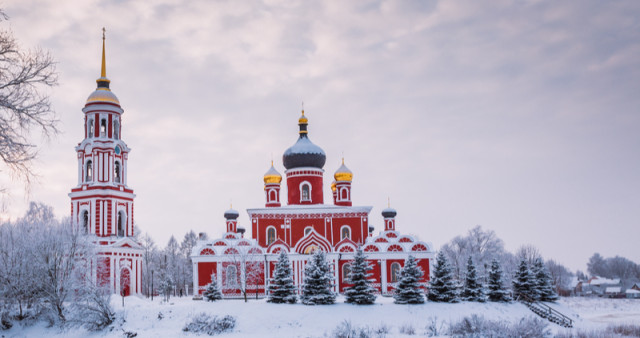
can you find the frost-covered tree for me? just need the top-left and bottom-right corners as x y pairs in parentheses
(301, 250), (335, 305)
(267, 251), (297, 304)
(159, 271), (175, 302)
(393, 255), (425, 304)
(512, 259), (537, 301)
(532, 259), (558, 302)
(344, 247), (376, 305)
(428, 251), (459, 303)
(462, 256), (486, 302)
(440, 226), (507, 281)
(487, 259), (511, 302)
(204, 273), (222, 301)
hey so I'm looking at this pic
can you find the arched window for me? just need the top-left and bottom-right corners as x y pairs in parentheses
(85, 160), (93, 182)
(269, 189), (276, 202)
(114, 161), (121, 183)
(301, 183), (310, 201)
(82, 210), (89, 234)
(304, 227), (312, 236)
(341, 226), (351, 240)
(341, 188), (348, 200)
(88, 119), (94, 138)
(113, 120), (120, 140)
(304, 245), (319, 255)
(390, 262), (401, 283)
(100, 119), (107, 137)
(117, 211), (125, 237)
(226, 265), (238, 288)
(342, 263), (352, 282)
(267, 227), (276, 245)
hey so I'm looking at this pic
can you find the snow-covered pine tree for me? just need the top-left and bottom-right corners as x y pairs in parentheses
(203, 273), (222, 301)
(393, 255), (425, 304)
(512, 258), (537, 301)
(461, 256), (486, 302)
(301, 250), (336, 305)
(533, 258), (558, 302)
(344, 247), (377, 305)
(267, 251), (297, 304)
(487, 259), (511, 302)
(427, 251), (460, 303)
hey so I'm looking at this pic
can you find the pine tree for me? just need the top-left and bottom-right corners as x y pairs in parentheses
(428, 251), (460, 303)
(344, 247), (377, 305)
(461, 256), (486, 302)
(512, 258), (536, 301)
(533, 258), (558, 302)
(393, 255), (425, 304)
(267, 251), (297, 304)
(487, 259), (511, 302)
(203, 273), (222, 301)
(301, 250), (336, 305)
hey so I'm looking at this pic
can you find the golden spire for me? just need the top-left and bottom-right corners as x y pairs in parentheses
(101, 27), (106, 78)
(96, 27), (111, 89)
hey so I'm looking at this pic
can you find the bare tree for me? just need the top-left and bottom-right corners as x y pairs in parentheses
(441, 226), (507, 280)
(546, 259), (574, 293)
(227, 247), (264, 302)
(515, 244), (541, 265)
(0, 9), (58, 190)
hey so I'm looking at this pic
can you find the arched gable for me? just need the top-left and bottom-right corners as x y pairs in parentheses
(248, 247), (263, 254)
(374, 237), (389, 243)
(334, 238), (357, 253)
(224, 233), (238, 239)
(398, 236), (414, 243)
(411, 243), (429, 252)
(213, 240), (228, 246)
(267, 239), (290, 254)
(363, 244), (380, 252)
(224, 247), (239, 255)
(387, 244), (404, 252)
(200, 248), (215, 255)
(237, 240), (251, 246)
(384, 231), (399, 238)
(294, 229), (332, 254)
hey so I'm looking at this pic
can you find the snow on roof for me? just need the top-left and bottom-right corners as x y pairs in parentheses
(590, 277), (621, 285)
(605, 287), (621, 293)
(626, 289), (640, 294)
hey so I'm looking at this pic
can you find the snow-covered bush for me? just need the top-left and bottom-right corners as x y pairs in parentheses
(556, 324), (640, 338)
(203, 273), (223, 302)
(331, 320), (373, 338)
(69, 284), (115, 331)
(424, 316), (444, 337)
(0, 309), (12, 330)
(182, 313), (236, 335)
(448, 315), (550, 337)
(301, 250), (335, 305)
(344, 247), (376, 305)
(399, 323), (416, 335)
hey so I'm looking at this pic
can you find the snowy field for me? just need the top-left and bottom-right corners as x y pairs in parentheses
(4, 296), (640, 337)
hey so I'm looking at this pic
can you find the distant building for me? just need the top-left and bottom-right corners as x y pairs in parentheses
(192, 111), (434, 298)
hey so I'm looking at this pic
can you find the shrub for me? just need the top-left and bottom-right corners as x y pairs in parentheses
(399, 323), (416, 335)
(555, 324), (640, 338)
(424, 316), (444, 337)
(1, 310), (12, 330)
(331, 320), (373, 338)
(183, 313), (236, 336)
(448, 315), (550, 337)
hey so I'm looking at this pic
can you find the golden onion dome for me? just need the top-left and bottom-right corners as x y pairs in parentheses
(331, 181), (337, 192)
(263, 161), (282, 184)
(298, 109), (308, 124)
(334, 158), (353, 182)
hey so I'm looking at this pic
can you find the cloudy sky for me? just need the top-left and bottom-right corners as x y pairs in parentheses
(1, 0), (639, 272)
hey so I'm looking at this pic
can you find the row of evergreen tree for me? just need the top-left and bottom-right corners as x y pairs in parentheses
(203, 247), (557, 305)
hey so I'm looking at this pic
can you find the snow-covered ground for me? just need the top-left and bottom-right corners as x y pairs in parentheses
(4, 296), (640, 337)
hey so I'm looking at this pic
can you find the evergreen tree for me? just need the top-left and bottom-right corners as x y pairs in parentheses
(344, 247), (377, 305)
(512, 258), (537, 301)
(487, 259), (512, 302)
(267, 251), (297, 304)
(394, 255), (425, 304)
(203, 273), (222, 301)
(533, 258), (558, 302)
(301, 250), (336, 305)
(461, 256), (486, 302)
(428, 251), (460, 303)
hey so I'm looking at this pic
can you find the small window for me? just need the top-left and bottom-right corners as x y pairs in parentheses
(85, 160), (93, 182)
(88, 119), (94, 138)
(304, 227), (312, 236)
(113, 120), (120, 140)
(100, 119), (107, 137)
(341, 226), (351, 240)
(82, 211), (89, 234)
(114, 162), (121, 183)
(301, 183), (310, 201)
(226, 265), (238, 288)
(341, 188), (348, 200)
(267, 227), (276, 245)
(391, 262), (401, 283)
(342, 263), (352, 282)
(117, 211), (125, 237)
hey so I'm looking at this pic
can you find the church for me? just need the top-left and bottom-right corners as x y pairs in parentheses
(68, 32), (143, 296)
(191, 111), (435, 298)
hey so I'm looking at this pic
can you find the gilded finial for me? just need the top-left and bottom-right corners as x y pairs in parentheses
(101, 27), (106, 78)
(388, 197), (390, 208)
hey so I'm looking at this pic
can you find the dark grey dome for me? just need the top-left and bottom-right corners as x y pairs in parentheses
(282, 136), (326, 169)
(224, 208), (239, 220)
(382, 207), (397, 218)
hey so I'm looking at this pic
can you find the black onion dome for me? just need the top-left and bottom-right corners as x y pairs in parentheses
(224, 208), (239, 220)
(381, 207), (397, 218)
(282, 110), (326, 169)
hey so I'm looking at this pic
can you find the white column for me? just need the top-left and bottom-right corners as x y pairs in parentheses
(381, 259), (388, 295)
(216, 262), (222, 291)
(192, 262), (198, 295)
(114, 257), (120, 296)
(110, 256), (116, 294)
(333, 257), (339, 293)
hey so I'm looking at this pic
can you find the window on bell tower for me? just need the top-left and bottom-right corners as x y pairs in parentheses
(100, 119), (106, 137)
(267, 227), (276, 245)
(113, 120), (120, 140)
(114, 161), (121, 183)
(82, 210), (89, 234)
(85, 160), (93, 182)
(301, 183), (310, 201)
(117, 211), (125, 237)
(341, 226), (351, 240)
(88, 118), (94, 138)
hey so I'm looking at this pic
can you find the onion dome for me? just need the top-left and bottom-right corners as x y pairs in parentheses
(224, 207), (239, 220)
(282, 110), (326, 169)
(334, 158), (353, 182)
(331, 181), (337, 192)
(86, 29), (120, 106)
(263, 161), (282, 184)
(381, 207), (397, 218)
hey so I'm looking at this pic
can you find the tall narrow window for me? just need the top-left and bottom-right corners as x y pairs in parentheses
(86, 160), (93, 182)
(114, 162), (121, 183)
(113, 120), (120, 140)
(226, 265), (238, 288)
(341, 226), (351, 240)
(342, 263), (352, 282)
(100, 119), (106, 137)
(267, 227), (276, 245)
(391, 262), (401, 283)
(301, 183), (310, 201)
(341, 188), (348, 200)
(88, 119), (94, 138)
(82, 211), (89, 234)
(117, 211), (124, 237)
